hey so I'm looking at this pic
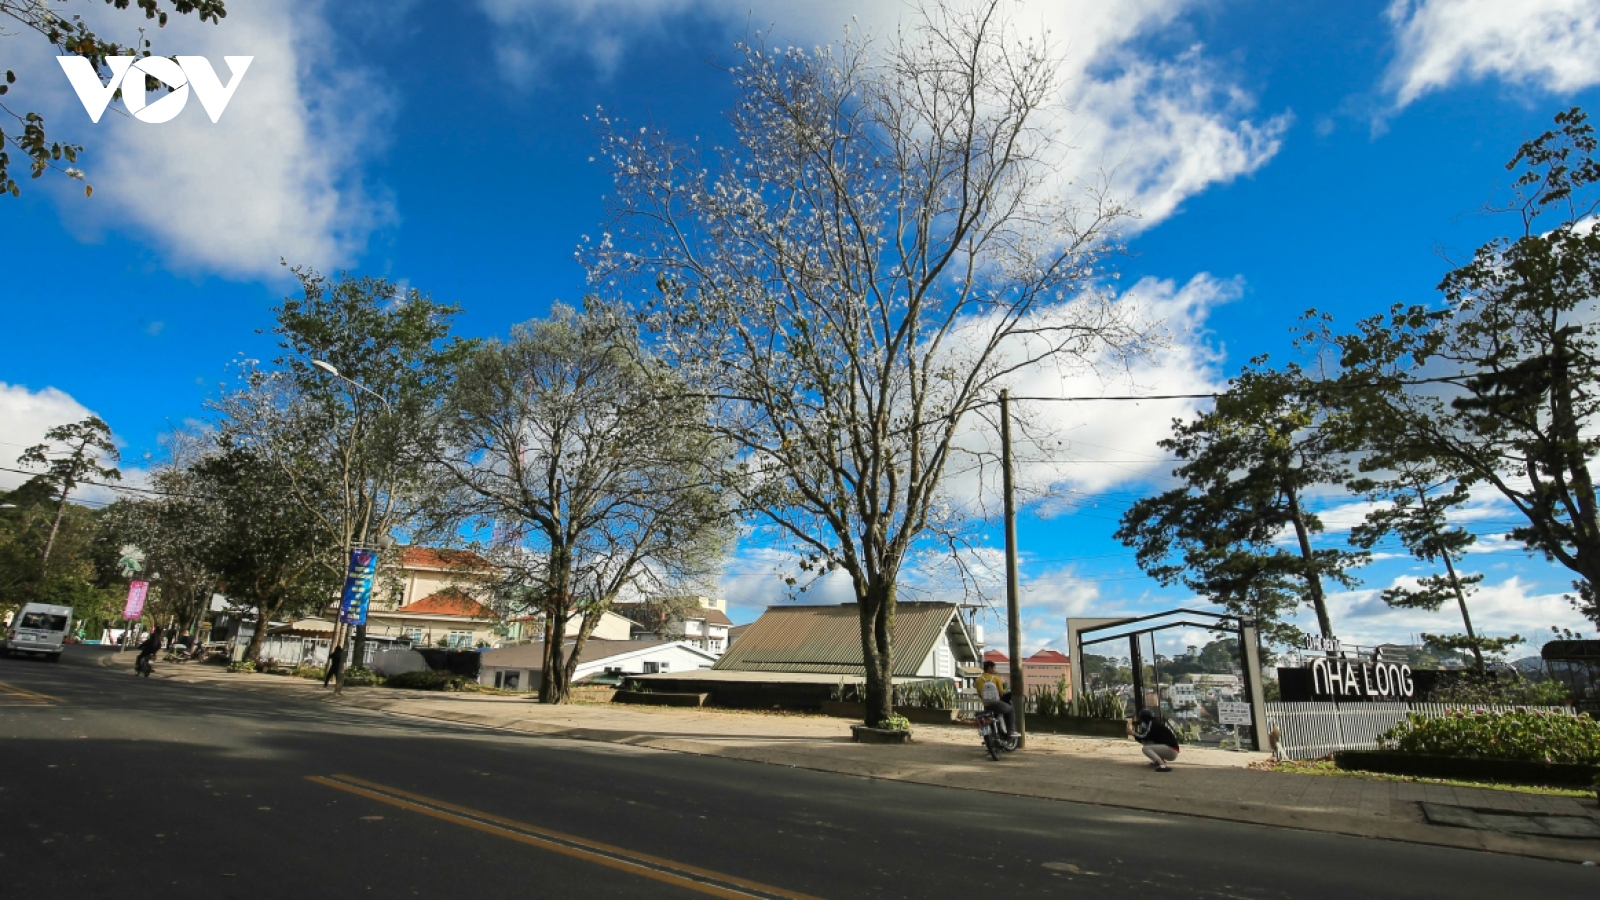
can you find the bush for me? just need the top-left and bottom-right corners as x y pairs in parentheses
(384, 669), (480, 692)
(226, 660), (256, 673)
(895, 679), (956, 710)
(876, 714), (912, 732)
(1065, 688), (1127, 719)
(293, 664), (325, 680)
(342, 666), (378, 687)
(1427, 675), (1571, 706)
(1379, 709), (1600, 765)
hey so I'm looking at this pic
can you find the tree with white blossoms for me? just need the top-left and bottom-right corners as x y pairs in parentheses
(428, 303), (730, 704)
(589, 1), (1156, 727)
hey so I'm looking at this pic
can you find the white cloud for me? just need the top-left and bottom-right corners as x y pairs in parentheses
(1385, 0), (1600, 106)
(0, 382), (136, 504)
(11, 0), (392, 277)
(479, 0), (1287, 230)
(1317, 574), (1589, 647)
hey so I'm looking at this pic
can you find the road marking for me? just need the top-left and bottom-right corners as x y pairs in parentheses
(308, 774), (824, 900)
(0, 681), (60, 706)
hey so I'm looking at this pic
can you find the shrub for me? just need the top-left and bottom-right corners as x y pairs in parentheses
(876, 714), (912, 732)
(1379, 709), (1600, 765)
(1030, 677), (1071, 717)
(895, 679), (956, 710)
(384, 669), (480, 692)
(342, 666), (378, 687)
(1426, 675), (1571, 706)
(1065, 688), (1127, 720)
(293, 664), (325, 680)
(226, 660), (256, 673)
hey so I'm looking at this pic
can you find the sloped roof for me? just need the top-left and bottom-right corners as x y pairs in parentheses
(712, 602), (976, 676)
(401, 588), (494, 619)
(399, 547), (493, 571)
(482, 638), (712, 670)
(984, 649), (1009, 663)
(611, 602), (735, 628)
(1028, 649), (1071, 664)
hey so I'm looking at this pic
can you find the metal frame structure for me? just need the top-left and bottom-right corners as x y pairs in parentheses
(1066, 609), (1268, 751)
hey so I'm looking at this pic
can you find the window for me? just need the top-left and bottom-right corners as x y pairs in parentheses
(20, 612), (68, 631)
(448, 631), (473, 649)
(503, 671), (520, 690)
(643, 661), (671, 674)
(402, 627), (424, 643)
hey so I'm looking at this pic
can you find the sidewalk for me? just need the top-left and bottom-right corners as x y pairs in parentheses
(118, 654), (1600, 863)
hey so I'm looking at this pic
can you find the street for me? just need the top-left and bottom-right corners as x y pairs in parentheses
(0, 647), (1593, 899)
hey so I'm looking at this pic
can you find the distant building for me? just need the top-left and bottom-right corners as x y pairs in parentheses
(980, 648), (1073, 697)
(612, 596), (734, 656)
(478, 639), (717, 692)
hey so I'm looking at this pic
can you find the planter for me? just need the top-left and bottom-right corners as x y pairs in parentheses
(1334, 750), (1600, 788)
(1025, 714), (1130, 738)
(613, 689), (709, 708)
(851, 724), (912, 745)
(820, 700), (956, 725)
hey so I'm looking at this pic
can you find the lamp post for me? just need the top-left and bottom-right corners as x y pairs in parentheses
(309, 359), (395, 690)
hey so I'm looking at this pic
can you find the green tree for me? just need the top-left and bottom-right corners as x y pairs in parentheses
(18, 415), (119, 572)
(0, 479), (114, 630)
(431, 303), (730, 704)
(191, 441), (335, 663)
(215, 266), (475, 665)
(1, 0), (227, 197)
(1116, 365), (1366, 647)
(1317, 108), (1600, 626)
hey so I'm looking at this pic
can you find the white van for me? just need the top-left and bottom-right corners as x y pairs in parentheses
(3, 603), (73, 662)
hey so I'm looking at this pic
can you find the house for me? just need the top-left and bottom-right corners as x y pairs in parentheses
(612, 596), (734, 656)
(477, 639), (718, 692)
(979, 649), (1073, 696)
(360, 548), (501, 648)
(629, 601), (979, 707)
(502, 609), (641, 644)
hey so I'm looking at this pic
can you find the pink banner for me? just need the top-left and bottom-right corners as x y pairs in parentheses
(123, 580), (149, 620)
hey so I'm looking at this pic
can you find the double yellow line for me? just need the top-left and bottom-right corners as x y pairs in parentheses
(0, 681), (60, 705)
(308, 774), (824, 900)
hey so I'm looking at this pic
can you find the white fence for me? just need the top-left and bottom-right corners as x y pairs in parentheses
(1264, 702), (1574, 760)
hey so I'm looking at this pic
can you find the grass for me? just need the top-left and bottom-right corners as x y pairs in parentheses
(1249, 757), (1594, 799)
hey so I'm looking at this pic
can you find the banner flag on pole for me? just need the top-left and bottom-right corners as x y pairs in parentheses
(123, 580), (149, 620)
(338, 549), (378, 626)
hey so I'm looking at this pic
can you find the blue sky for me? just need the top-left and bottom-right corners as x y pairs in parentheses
(3, 0), (1598, 654)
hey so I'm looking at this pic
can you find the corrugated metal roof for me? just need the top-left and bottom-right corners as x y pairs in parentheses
(712, 602), (975, 676)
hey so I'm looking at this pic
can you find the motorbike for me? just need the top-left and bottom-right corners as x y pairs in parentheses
(134, 653), (154, 677)
(974, 708), (1018, 760)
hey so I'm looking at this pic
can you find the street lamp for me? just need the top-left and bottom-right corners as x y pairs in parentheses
(309, 358), (396, 690)
(310, 359), (393, 413)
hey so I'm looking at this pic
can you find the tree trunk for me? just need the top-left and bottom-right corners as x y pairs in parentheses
(243, 600), (276, 663)
(1549, 329), (1600, 621)
(1437, 550), (1483, 672)
(1284, 483), (1334, 640)
(39, 484), (71, 572)
(857, 578), (895, 726)
(538, 594), (569, 704)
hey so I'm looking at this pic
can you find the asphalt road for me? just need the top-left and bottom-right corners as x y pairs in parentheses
(0, 648), (1593, 899)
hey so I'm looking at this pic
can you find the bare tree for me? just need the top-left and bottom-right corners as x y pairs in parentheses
(590, 1), (1153, 725)
(430, 304), (729, 703)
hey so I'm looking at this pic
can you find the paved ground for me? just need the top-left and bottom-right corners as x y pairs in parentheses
(113, 646), (1600, 862)
(1, 648), (1595, 900)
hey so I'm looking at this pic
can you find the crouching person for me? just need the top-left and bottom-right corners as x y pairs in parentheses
(1135, 708), (1179, 771)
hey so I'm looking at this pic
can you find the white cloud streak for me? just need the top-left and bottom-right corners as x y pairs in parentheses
(479, 0), (1288, 230)
(11, 0), (392, 277)
(1385, 0), (1600, 106)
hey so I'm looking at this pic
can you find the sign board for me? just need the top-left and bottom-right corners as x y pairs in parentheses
(123, 580), (149, 619)
(338, 549), (378, 626)
(1302, 634), (1342, 653)
(1218, 700), (1252, 726)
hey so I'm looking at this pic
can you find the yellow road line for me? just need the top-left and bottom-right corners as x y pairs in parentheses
(307, 774), (824, 900)
(0, 681), (60, 703)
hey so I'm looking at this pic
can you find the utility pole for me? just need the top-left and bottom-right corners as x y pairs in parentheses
(999, 389), (1026, 748)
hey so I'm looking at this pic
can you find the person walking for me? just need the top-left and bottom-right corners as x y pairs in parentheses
(323, 642), (345, 689)
(1134, 708), (1180, 772)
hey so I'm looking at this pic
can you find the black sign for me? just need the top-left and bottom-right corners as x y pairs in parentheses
(1278, 661), (1450, 702)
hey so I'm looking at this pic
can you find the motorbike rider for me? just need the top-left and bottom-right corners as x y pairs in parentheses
(135, 627), (163, 675)
(1134, 707), (1180, 771)
(976, 660), (1019, 737)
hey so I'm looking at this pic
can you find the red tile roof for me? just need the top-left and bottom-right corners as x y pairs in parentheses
(399, 547), (493, 571)
(402, 588), (494, 618)
(1027, 650), (1071, 664)
(983, 649), (1009, 663)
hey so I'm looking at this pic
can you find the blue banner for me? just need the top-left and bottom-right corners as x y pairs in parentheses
(338, 549), (378, 626)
